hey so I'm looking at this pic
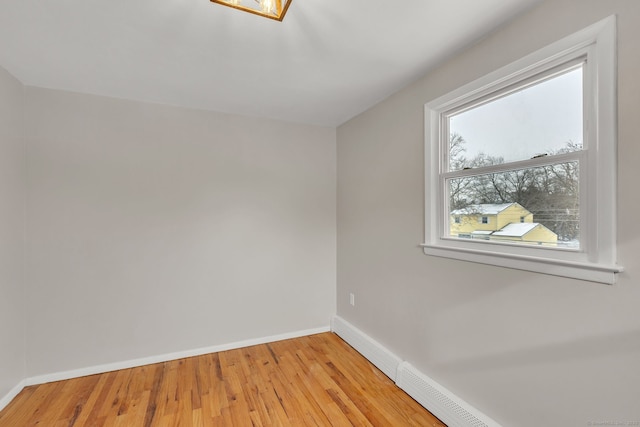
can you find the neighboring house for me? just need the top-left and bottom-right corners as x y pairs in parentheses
(450, 203), (557, 245)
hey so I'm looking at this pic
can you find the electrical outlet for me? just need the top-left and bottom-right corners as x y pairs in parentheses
(349, 293), (355, 306)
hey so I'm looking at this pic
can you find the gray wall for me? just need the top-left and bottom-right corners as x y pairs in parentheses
(0, 67), (26, 399)
(337, 1), (640, 426)
(24, 88), (336, 377)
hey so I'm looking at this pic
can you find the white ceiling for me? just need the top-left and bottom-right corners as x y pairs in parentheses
(0, 0), (541, 127)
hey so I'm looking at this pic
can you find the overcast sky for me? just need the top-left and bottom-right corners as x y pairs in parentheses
(450, 66), (583, 165)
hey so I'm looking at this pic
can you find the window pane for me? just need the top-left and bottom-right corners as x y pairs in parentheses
(448, 162), (579, 248)
(448, 67), (583, 171)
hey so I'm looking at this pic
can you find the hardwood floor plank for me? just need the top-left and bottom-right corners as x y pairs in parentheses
(0, 333), (446, 426)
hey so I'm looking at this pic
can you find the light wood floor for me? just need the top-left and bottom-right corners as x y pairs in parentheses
(0, 332), (445, 426)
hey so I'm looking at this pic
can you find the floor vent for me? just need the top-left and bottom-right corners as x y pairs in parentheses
(396, 361), (500, 427)
(331, 317), (401, 381)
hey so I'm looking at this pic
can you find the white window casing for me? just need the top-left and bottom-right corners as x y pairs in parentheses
(422, 16), (622, 284)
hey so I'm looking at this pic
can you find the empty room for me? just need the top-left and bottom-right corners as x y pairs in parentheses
(1, 0), (639, 426)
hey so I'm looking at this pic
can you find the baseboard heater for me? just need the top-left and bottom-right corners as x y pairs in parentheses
(332, 316), (501, 427)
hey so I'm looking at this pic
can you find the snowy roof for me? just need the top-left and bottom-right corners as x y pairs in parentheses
(451, 203), (516, 215)
(492, 223), (539, 237)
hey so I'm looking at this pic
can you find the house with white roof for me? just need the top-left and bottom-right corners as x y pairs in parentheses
(450, 202), (558, 245)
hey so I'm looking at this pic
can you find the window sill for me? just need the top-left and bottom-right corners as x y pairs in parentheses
(420, 243), (623, 285)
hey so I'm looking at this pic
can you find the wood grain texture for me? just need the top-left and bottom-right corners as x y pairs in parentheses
(0, 333), (446, 426)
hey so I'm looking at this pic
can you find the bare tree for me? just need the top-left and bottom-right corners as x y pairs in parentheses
(448, 134), (580, 241)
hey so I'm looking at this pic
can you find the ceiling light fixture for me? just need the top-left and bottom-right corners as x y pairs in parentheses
(210, 0), (293, 21)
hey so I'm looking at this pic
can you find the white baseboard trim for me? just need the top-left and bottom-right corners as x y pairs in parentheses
(24, 326), (330, 387)
(0, 379), (27, 413)
(331, 316), (402, 381)
(331, 315), (502, 427)
(0, 325), (329, 411)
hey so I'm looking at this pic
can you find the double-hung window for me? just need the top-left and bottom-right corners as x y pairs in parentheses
(423, 16), (622, 284)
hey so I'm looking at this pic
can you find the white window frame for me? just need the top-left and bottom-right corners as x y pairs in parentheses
(422, 16), (622, 284)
